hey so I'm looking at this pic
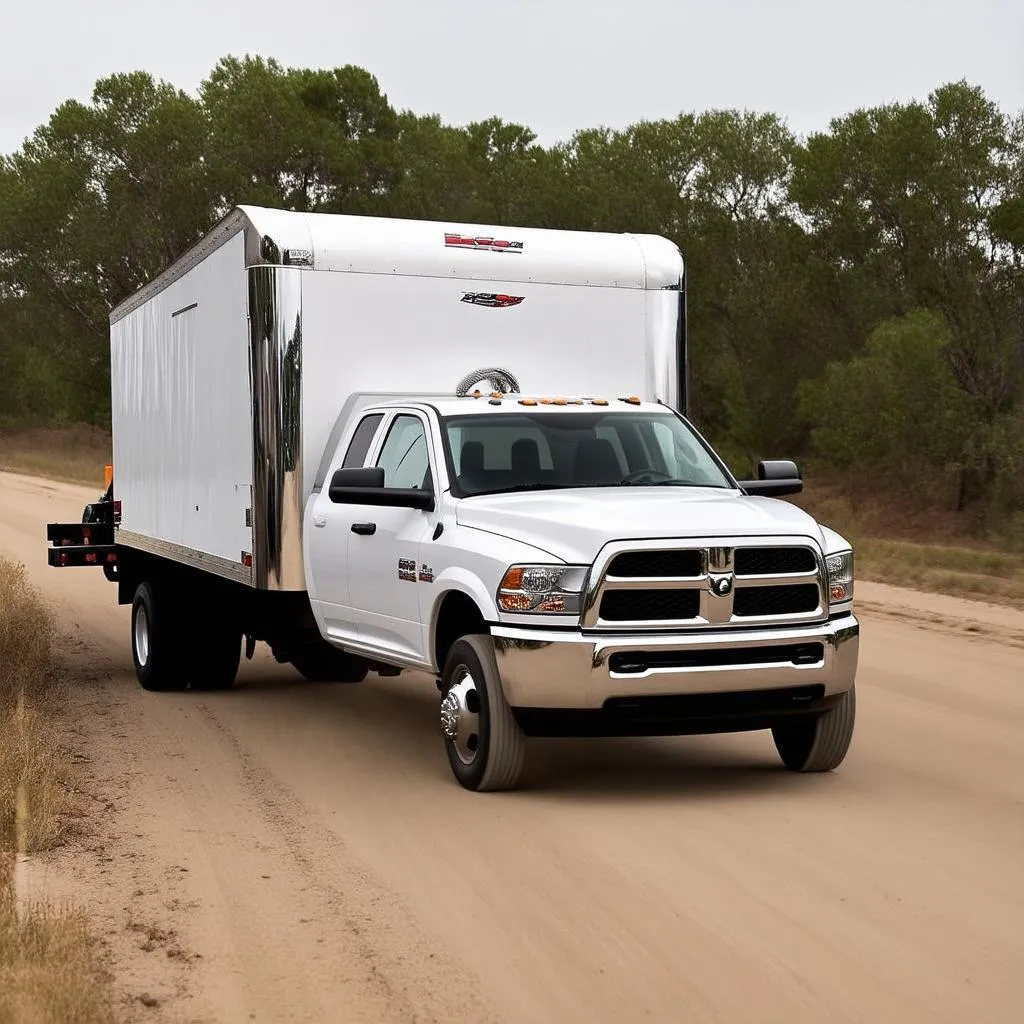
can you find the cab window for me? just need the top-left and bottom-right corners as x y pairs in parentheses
(341, 413), (384, 468)
(376, 415), (431, 490)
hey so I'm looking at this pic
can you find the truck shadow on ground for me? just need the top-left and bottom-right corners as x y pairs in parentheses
(217, 666), (832, 803)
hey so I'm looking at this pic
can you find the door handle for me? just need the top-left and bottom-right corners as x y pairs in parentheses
(351, 523), (377, 536)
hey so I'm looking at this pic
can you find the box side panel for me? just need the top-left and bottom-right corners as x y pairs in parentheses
(110, 232), (253, 581)
(299, 271), (653, 492)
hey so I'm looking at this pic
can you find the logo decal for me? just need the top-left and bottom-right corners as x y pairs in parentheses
(709, 574), (734, 598)
(398, 558), (417, 582)
(461, 292), (524, 308)
(445, 232), (524, 254)
(418, 564), (435, 584)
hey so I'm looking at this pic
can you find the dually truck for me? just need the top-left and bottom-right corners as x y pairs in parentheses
(46, 205), (860, 791)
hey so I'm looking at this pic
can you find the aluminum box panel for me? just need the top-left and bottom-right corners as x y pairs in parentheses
(110, 231), (253, 583)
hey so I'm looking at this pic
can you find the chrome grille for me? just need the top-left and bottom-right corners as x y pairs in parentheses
(582, 540), (827, 631)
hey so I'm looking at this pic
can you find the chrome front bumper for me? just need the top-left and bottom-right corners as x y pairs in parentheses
(491, 614), (859, 710)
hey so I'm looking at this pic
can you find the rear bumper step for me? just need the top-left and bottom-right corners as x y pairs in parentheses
(47, 544), (118, 568)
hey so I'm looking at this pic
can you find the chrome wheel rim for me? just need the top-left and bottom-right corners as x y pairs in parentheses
(134, 605), (150, 667)
(440, 667), (481, 766)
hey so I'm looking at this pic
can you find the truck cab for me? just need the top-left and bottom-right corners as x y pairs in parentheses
(305, 382), (858, 791)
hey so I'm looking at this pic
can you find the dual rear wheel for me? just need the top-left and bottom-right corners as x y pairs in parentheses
(131, 581), (241, 692)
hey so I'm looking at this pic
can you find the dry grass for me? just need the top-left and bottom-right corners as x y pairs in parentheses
(0, 425), (111, 488)
(795, 484), (1024, 609)
(0, 885), (111, 1024)
(0, 556), (112, 1023)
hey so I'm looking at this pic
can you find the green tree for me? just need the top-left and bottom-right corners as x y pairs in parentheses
(798, 310), (976, 504)
(0, 71), (213, 422)
(792, 82), (1023, 433)
(200, 56), (399, 214)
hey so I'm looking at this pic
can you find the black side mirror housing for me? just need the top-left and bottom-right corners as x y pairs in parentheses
(331, 467), (385, 490)
(738, 459), (803, 497)
(328, 466), (434, 511)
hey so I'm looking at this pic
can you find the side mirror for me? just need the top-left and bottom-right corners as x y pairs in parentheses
(328, 466), (434, 511)
(738, 459), (803, 497)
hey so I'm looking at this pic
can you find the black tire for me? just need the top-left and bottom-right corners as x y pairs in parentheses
(188, 617), (243, 691)
(131, 582), (186, 692)
(772, 685), (856, 772)
(439, 636), (526, 792)
(290, 642), (368, 684)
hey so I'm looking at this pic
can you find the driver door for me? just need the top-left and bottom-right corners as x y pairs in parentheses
(305, 411), (386, 647)
(346, 412), (437, 664)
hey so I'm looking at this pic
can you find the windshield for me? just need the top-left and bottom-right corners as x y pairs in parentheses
(441, 411), (735, 497)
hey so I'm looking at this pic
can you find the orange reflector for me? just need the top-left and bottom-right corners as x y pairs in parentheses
(623, 395), (641, 405)
(592, 398), (609, 406)
(540, 398), (554, 405)
(104, 464), (113, 488)
(500, 567), (524, 591)
(519, 398), (538, 406)
(491, 391), (504, 399)
(554, 398), (567, 406)
(499, 593), (534, 612)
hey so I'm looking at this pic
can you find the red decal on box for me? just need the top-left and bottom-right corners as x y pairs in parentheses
(445, 233), (524, 254)
(461, 293), (525, 308)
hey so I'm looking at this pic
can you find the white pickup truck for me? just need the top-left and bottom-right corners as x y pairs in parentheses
(47, 206), (859, 791)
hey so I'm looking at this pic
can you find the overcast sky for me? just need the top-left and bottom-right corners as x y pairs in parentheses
(2, 0), (1021, 155)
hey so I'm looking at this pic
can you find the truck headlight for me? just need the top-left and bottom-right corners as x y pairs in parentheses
(825, 550), (854, 603)
(497, 565), (588, 615)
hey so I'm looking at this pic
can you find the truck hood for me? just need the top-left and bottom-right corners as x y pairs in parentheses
(454, 488), (825, 564)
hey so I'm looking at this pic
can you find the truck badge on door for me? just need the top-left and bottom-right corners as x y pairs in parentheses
(418, 564), (434, 584)
(398, 558), (417, 582)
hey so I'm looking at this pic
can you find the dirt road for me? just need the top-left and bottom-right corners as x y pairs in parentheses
(2, 471), (1022, 1023)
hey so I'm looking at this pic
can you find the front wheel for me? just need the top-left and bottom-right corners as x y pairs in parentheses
(772, 685), (856, 772)
(439, 636), (526, 792)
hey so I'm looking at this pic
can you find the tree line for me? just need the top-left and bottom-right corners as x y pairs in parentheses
(1, 57), (1021, 531)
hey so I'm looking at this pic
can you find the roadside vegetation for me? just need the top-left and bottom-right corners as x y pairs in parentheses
(797, 483), (1024, 609)
(0, 424), (111, 487)
(0, 556), (111, 1023)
